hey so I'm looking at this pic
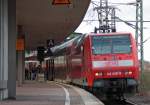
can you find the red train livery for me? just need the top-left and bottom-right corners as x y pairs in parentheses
(45, 33), (139, 97)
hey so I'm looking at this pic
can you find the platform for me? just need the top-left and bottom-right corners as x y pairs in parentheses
(0, 81), (104, 105)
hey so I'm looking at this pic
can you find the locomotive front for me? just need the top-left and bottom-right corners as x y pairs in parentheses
(89, 33), (139, 96)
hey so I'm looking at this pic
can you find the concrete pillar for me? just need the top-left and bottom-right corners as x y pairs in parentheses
(17, 25), (25, 86)
(7, 0), (16, 99)
(17, 51), (25, 86)
(0, 0), (9, 100)
(17, 53), (23, 86)
(0, 0), (17, 100)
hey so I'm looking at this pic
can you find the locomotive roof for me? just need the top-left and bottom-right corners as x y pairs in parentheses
(51, 34), (84, 56)
(88, 32), (131, 36)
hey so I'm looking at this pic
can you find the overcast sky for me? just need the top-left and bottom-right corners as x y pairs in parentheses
(75, 0), (150, 61)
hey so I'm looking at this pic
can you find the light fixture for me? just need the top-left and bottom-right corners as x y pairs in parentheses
(52, 0), (71, 5)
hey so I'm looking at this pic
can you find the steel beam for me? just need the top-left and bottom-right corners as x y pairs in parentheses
(135, 0), (144, 72)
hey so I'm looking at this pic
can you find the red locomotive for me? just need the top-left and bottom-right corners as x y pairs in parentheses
(45, 33), (139, 98)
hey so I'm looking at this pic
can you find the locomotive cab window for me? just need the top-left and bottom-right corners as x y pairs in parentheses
(92, 34), (131, 54)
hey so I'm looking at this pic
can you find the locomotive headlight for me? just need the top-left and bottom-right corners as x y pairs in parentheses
(95, 73), (99, 76)
(128, 71), (133, 75)
(125, 71), (133, 75)
(95, 72), (103, 76)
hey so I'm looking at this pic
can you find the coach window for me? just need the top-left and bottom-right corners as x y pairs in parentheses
(66, 47), (71, 55)
(81, 46), (83, 52)
(74, 46), (81, 55)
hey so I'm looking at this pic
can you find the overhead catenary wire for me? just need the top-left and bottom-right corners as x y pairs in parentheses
(83, 20), (150, 23)
(89, 0), (148, 32)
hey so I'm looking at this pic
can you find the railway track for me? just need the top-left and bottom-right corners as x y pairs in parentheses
(102, 99), (138, 105)
(91, 90), (139, 105)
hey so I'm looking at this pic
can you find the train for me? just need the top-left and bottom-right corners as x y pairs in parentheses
(45, 32), (139, 99)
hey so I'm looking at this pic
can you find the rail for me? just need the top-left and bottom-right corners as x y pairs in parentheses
(102, 99), (139, 105)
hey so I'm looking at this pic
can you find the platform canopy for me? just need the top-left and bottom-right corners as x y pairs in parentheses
(16, 0), (91, 50)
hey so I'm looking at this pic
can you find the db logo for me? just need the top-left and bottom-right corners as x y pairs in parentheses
(105, 61), (118, 66)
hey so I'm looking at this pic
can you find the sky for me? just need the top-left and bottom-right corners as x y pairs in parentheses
(75, 0), (150, 61)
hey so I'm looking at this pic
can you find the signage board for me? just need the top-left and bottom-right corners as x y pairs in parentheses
(16, 38), (25, 51)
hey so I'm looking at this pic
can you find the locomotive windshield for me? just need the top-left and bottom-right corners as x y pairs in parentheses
(92, 35), (131, 54)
